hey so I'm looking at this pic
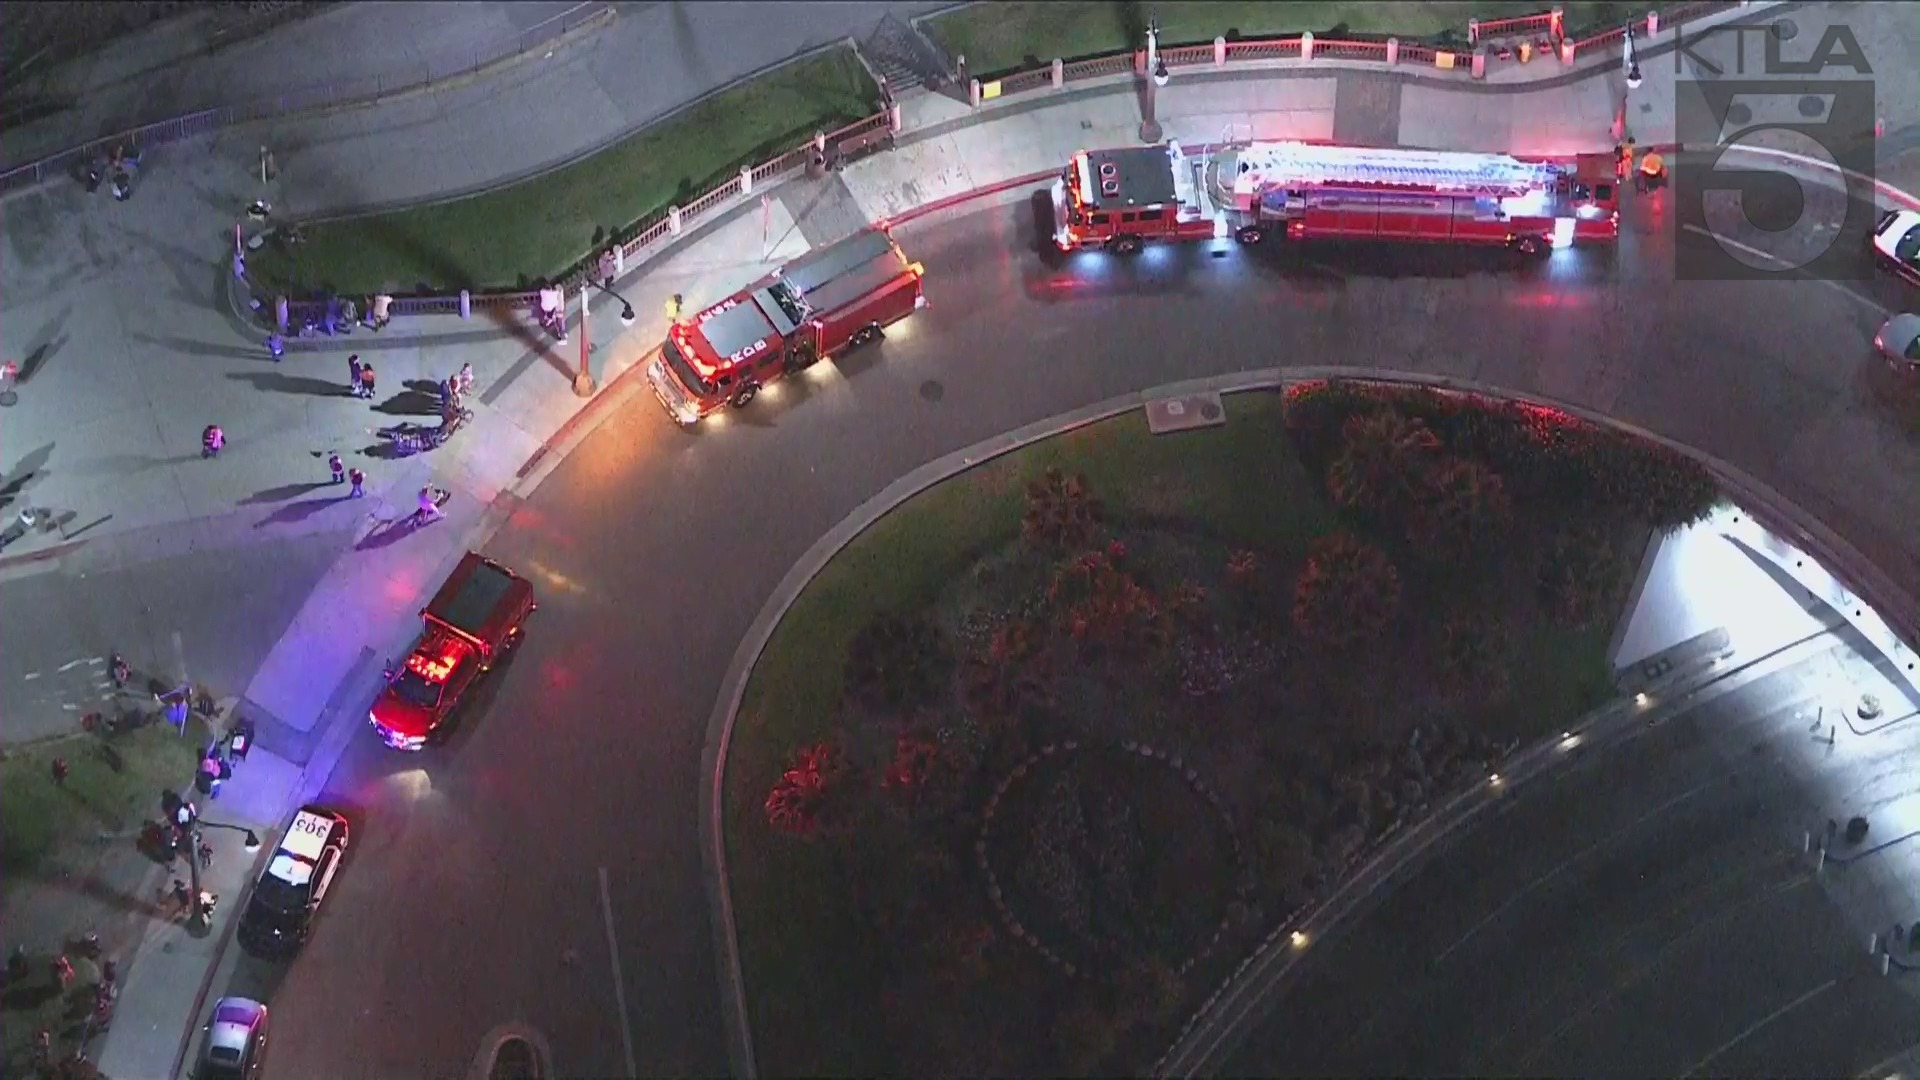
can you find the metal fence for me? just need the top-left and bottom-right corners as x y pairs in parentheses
(0, 1), (612, 196)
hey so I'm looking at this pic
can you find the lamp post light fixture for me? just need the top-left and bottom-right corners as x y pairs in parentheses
(186, 820), (262, 931)
(572, 276), (638, 398)
(1623, 26), (1643, 89)
(1140, 19), (1166, 143)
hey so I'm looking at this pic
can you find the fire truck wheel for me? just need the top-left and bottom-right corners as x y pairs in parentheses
(1235, 225), (1265, 245)
(1111, 235), (1142, 255)
(730, 383), (759, 409)
(851, 324), (881, 348)
(1513, 235), (1546, 257)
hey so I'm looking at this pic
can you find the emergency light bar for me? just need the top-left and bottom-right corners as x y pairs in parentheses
(1229, 141), (1564, 199)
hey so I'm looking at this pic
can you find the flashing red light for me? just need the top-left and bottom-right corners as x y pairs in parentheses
(405, 650), (458, 683)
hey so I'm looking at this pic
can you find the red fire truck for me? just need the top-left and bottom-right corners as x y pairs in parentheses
(1052, 140), (1617, 257)
(646, 226), (926, 424)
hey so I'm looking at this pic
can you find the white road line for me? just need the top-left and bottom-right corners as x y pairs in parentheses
(56, 658), (88, 672)
(597, 865), (640, 1079)
(1681, 978), (1838, 1078)
(1855, 1041), (1920, 1080)
(1678, 223), (1889, 316)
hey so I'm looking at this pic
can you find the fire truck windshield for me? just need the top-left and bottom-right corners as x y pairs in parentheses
(389, 667), (442, 709)
(662, 337), (715, 397)
(766, 282), (808, 326)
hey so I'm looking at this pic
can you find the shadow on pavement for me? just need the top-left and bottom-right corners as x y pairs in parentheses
(237, 481), (332, 506)
(252, 494), (354, 528)
(18, 307), (69, 382)
(354, 516), (425, 550)
(371, 388), (439, 416)
(225, 371), (348, 397)
(136, 333), (267, 361)
(0, 441), (54, 510)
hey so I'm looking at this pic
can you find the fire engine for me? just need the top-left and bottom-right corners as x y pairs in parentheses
(1052, 140), (1617, 257)
(647, 226), (926, 425)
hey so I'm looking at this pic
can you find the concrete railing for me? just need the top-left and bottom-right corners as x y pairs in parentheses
(287, 108), (900, 323)
(282, 0), (1751, 326)
(965, 0), (1745, 105)
(0, 1), (613, 196)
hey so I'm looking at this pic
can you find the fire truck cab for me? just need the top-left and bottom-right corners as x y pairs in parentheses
(1052, 144), (1222, 253)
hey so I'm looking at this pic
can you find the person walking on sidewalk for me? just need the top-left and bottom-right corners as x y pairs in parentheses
(267, 333), (285, 361)
(454, 362), (474, 398)
(202, 425), (225, 458)
(348, 354), (363, 394)
(328, 452), (345, 484)
(358, 363), (377, 400)
(348, 467), (366, 498)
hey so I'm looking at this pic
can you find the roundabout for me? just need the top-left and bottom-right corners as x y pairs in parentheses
(237, 99), (1917, 1080)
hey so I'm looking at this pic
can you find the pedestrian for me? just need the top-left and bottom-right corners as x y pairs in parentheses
(371, 293), (392, 331)
(358, 362), (377, 399)
(348, 353), (362, 394)
(348, 466), (365, 498)
(51, 954), (73, 988)
(50, 757), (68, 785)
(202, 424), (224, 458)
(267, 333), (284, 361)
(170, 878), (190, 910)
(111, 168), (131, 201)
(328, 451), (345, 484)
(455, 362), (475, 397)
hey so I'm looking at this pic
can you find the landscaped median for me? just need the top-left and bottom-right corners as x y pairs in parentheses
(247, 48), (879, 297)
(719, 380), (1722, 1075)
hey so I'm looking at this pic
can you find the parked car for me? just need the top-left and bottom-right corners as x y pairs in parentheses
(1874, 312), (1920, 374)
(198, 996), (269, 1079)
(1870, 209), (1920, 285)
(238, 804), (350, 954)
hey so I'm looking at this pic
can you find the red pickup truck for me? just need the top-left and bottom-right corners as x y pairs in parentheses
(369, 552), (535, 750)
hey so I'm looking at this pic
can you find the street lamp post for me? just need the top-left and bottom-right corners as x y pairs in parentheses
(574, 277), (638, 399)
(1623, 24), (1643, 89)
(185, 819), (261, 931)
(1140, 20), (1169, 144)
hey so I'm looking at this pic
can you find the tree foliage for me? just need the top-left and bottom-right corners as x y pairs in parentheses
(1022, 468), (1106, 550)
(1324, 411), (1443, 518)
(1291, 533), (1402, 648)
(764, 740), (857, 838)
(844, 613), (954, 715)
(1047, 549), (1169, 657)
(1407, 455), (1513, 560)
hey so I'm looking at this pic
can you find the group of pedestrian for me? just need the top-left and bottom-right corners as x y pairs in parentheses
(347, 353), (378, 399)
(83, 143), (141, 201)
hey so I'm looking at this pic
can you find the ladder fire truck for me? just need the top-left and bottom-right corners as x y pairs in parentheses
(1051, 140), (1617, 257)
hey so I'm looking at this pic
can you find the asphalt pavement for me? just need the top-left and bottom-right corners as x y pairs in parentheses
(1221, 637), (1918, 1078)
(237, 153), (1918, 1077)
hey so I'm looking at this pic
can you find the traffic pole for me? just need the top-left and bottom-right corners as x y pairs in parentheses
(574, 283), (595, 397)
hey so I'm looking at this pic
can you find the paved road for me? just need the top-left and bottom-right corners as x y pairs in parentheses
(1221, 639), (1919, 1077)
(225, 161), (1917, 1076)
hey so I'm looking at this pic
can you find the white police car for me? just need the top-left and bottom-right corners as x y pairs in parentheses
(1871, 209), (1920, 285)
(238, 805), (349, 954)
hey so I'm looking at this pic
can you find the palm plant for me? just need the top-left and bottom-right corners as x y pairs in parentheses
(1022, 468), (1105, 550)
(1291, 532), (1402, 648)
(1407, 456), (1513, 560)
(1325, 411), (1442, 517)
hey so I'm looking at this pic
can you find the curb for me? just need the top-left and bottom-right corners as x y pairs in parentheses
(700, 366), (1920, 1079)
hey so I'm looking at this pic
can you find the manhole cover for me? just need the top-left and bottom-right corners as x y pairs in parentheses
(1798, 95), (1827, 118)
(1771, 18), (1797, 41)
(1726, 103), (1753, 126)
(1858, 693), (1884, 720)
(1199, 401), (1222, 421)
(919, 379), (944, 403)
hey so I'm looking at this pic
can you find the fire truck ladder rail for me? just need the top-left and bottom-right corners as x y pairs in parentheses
(1229, 141), (1561, 197)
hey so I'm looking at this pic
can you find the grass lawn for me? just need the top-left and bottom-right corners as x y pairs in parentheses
(925, 1), (1652, 77)
(1, 720), (212, 1071)
(724, 389), (1644, 1073)
(248, 49), (877, 297)
(1, 721), (212, 878)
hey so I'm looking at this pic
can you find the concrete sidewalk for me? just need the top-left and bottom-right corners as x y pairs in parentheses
(1, 2), (1914, 1074)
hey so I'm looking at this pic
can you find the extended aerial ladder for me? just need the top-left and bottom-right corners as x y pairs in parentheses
(1210, 141), (1568, 211)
